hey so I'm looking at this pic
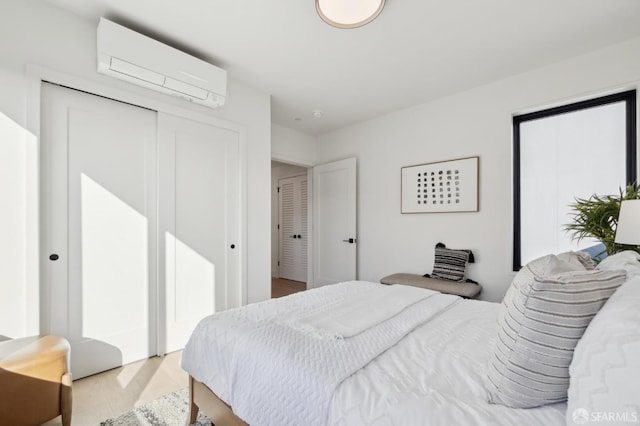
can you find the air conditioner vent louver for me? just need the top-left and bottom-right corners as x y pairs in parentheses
(164, 77), (209, 100)
(97, 18), (227, 108)
(109, 57), (165, 86)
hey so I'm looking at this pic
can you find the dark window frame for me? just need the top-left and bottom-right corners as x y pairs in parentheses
(512, 90), (637, 271)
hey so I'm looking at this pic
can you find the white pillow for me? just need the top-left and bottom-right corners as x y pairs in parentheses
(597, 250), (640, 278)
(567, 275), (640, 425)
(501, 251), (594, 309)
(487, 267), (625, 408)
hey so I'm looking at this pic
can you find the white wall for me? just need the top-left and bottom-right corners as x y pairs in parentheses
(317, 36), (640, 302)
(0, 109), (29, 339)
(272, 123), (317, 166)
(0, 0), (272, 338)
(271, 162), (308, 277)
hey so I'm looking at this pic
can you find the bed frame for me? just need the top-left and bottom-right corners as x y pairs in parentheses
(188, 376), (248, 426)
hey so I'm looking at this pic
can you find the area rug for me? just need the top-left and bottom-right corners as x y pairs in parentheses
(99, 388), (212, 426)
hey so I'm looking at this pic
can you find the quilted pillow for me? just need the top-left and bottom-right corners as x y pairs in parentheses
(487, 267), (626, 408)
(431, 243), (474, 282)
(567, 256), (640, 425)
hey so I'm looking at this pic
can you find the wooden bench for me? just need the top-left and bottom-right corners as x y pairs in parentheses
(380, 273), (482, 299)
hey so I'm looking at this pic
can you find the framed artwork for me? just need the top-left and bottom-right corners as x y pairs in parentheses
(401, 156), (479, 213)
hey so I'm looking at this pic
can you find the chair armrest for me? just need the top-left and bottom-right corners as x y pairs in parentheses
(0, 335), (72, 425)
(0, 335), (70, 381)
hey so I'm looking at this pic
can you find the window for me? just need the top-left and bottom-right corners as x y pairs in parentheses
(513, 90), (636, 270)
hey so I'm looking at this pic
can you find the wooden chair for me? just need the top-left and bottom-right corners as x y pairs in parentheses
(0, 335), (72, 426)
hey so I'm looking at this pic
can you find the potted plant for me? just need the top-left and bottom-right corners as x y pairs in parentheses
(565, 184), (640, 258)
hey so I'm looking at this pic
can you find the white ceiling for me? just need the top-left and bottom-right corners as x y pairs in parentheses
(44, 0), (640, 135)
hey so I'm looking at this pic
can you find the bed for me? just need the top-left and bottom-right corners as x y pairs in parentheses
(181, 280), (572, 425)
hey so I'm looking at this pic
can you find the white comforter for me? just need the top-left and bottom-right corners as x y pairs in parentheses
(329, 299), (566, 426)
(290, 283), (437, 339)
(181, 281), (566, 426)
(183, 281), (458, 426)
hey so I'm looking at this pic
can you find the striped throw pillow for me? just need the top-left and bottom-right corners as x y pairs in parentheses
(486, 268), (626, 408)
(431, 246), (471, 282)
(501, 251), (595, 315)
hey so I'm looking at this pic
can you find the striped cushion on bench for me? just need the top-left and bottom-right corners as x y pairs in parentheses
(431, 244), (472, 282)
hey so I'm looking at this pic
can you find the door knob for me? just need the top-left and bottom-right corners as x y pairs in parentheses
(297, 234), (302, 239)
(49, 254), (59, 261)
(291, 235), (297, 239)
(342, 238), (357, 244)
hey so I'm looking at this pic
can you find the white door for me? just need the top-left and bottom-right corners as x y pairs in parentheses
(41, 83), (157, 379)
(278, 175), (307, 282)
(312, 158), (357, 287)
(158, 113), (241, 354)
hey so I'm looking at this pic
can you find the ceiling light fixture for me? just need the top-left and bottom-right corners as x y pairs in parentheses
(316, 0), (385, 29)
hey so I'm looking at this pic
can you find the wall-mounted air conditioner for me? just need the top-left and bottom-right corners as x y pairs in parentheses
(97, 18), (227, 108)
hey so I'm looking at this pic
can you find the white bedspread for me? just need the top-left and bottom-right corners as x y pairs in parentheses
(182, 281), (458, 426)
(329, 299), (567, 426)
(290, 283), (435, 339)
(181, 282), (566, 426)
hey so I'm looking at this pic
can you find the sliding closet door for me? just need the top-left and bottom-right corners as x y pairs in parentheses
(41, 83), (157, 379)
(158, 113), (241, 354)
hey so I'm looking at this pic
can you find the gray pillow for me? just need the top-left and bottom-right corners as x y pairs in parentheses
(487, 267), (626, 408)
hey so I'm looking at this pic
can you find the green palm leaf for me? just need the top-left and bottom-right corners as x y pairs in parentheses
(564, 184), (640, 257)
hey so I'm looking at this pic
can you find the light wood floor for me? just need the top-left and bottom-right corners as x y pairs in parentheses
(272, 277), (306, 298)
(40, 280), (305, 425)
(43, 351), (187, 426)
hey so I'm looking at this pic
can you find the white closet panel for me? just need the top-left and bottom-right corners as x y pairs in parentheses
(41, 83), (157, 379)
(159, 113), (241, 354)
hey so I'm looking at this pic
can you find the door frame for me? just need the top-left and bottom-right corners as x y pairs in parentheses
(28, 65), (248, 355)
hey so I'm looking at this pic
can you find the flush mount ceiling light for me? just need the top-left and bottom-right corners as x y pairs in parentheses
(316, 0), (386, 29)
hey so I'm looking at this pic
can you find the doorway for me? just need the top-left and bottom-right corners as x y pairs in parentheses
(271, 161), (308, 297)
(270, 157), (358, 294)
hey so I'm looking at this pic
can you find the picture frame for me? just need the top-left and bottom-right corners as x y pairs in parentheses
(401, 156), (479, 213)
